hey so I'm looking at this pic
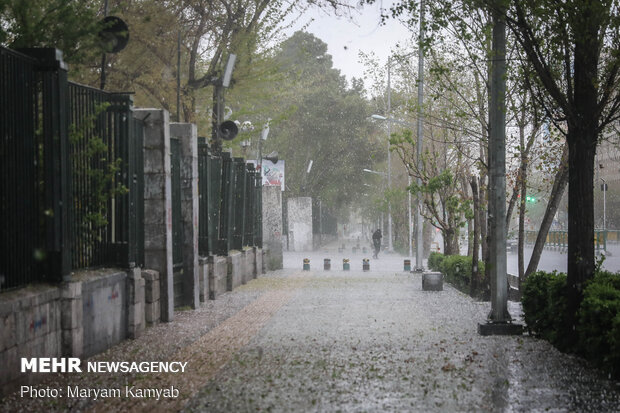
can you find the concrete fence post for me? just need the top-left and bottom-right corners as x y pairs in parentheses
(262, 186), (283, 270)
(170, 123), (200, 309)
(134, 109), (174, 322)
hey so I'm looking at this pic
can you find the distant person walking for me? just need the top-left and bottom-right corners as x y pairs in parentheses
(372, 229), (382, 259)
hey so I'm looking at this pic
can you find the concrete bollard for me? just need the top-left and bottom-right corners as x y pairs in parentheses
(303, 258), (310, 271)
(404, 259), (411, 272)
(422, 271), (443, 291)
(324, 258), (331, 270)
(343, 258), (350, 271)
(362, 258), (370, 272)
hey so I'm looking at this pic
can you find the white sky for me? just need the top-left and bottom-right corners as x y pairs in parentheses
(285, 1), (414, 84)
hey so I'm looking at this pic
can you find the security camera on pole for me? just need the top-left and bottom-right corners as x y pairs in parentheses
(211, 53), (238, 154)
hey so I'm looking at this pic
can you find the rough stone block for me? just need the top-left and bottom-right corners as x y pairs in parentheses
(127, 301), (145, 339)
(0, 345), (18, 387)
(49, 299), (61, 334)
(143, 148), (165, 174)
(144, 251), (169, 277)
(142, 269), (160, 282)
(127, 269), (145, 305)
(143, 199), (167, 224)
(422, 272), (443, 291)
(15, 306), (34, 345)
(61, 281), (82, 300)
(199, 258), (208, 302)
(45, 330), (61, 357)
(33, 302), (50, 338)
(254, 247), (263, 278)
(209, 256), (228, 299)
(0, 312), (16, 352)
(144, 225), (168, 250)
(227, 251), (243, 291)
(61, 297), (83, 330)
(143, 269), (161, 303)
(242, 249), (254, 284)
(61, 327), (83, 358)
(145, 300), (160, 325)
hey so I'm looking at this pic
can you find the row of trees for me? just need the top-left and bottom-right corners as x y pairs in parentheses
(365, 0), (620, 345)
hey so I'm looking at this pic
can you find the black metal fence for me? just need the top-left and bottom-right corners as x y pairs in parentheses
(197, 143), (263, 257)
(0, 48), (44, 289)
(1, 47), (144, 291)
(1, 46), (263, 293)
(67, 83), (144, 270)
(313, 199), (338, 236)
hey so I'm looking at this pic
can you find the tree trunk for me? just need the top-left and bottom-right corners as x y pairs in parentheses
(467, 219), (473, 257)
(443, 228), (458, 255)
(518, 118), (528, 286)
(525, 144), (568, 279)
(479, 178), (490, 298)
(470, 177), (481, 296)
(518, 159), (526, 285)
(461, 175), (473, 258)
(562, 16), (600, 344)
(566, 129), (597, 344)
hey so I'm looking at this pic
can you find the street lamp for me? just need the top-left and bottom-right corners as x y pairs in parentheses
(373, 56), (395, 252)
(371, 115), (422, 269)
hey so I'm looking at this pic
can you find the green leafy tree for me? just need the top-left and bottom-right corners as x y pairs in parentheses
(266, 31), (385, 216)
(371, 0), (620, 343)
(503, 0), (620, 342)
(0, 0), (101, 64)
(392, 128), (473, 256)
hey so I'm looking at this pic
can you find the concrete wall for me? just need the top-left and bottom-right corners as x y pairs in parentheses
(287, 197), (313, 252)
(0, 267), (150, 398)
(81, 271), (128, 358)
(262, 186), (283, 269)
(0, 285), (61, 397)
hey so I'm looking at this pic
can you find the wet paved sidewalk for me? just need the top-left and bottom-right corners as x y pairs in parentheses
(3, 253), (620, 412)
(183, 265), (620, 412)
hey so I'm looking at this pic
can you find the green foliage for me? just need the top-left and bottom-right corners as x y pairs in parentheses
(521, 271), (567, 343)
(69, 103), (128, 235)
(577, 272), (620, 377)
(0, 0), (101, 64)
(522, 270), (620, 378)
(428, 252), (445, 271)
(441, 255), (483, 291)
(266, 32), (384, 216)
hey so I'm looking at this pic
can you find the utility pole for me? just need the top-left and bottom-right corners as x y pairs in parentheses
(479, 1), (521, 335)
(387, 58), (393, 252)
(414, 0), (425, 271)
